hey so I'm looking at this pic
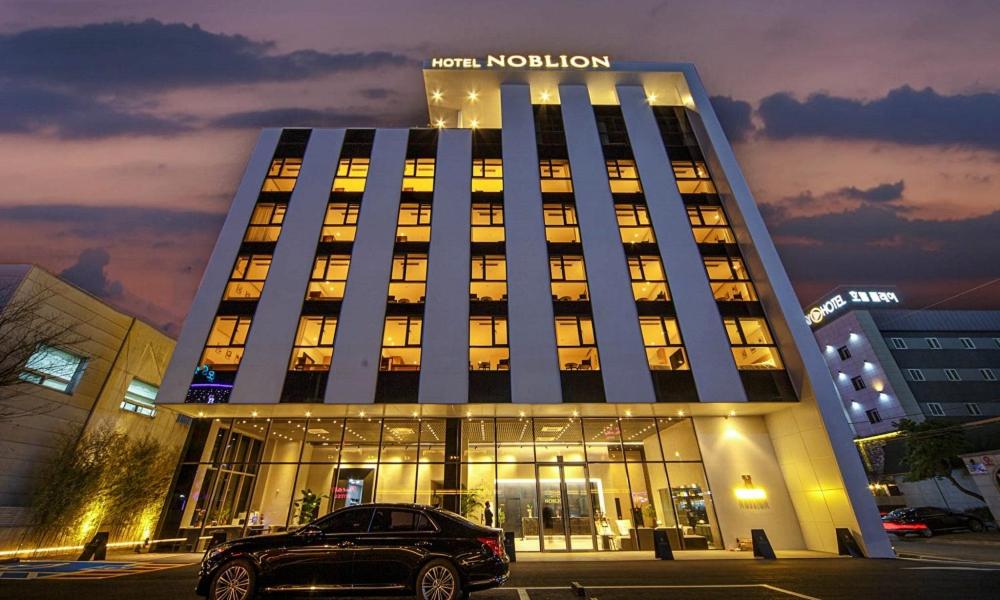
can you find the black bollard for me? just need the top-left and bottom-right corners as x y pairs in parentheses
(750, 529), (776, 560)
(836, 528), (865, 557)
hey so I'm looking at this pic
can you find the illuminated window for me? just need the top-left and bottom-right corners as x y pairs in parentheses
(543, 203), (580, 243)
(321, 202), (360, 242)
(628, 256), (670, 301)
(121, 379), (158, 417)
(616, 203), (656, 244)
(606, 159), (643, 194)
(470, 316), (509, 371)
(471, 202), (504, 242)
(389, 254), (427, 303)
(539, 159), (573, 193)
(200, 316), (251, 371)
(688, 206), (735, 243)
(555, 316), (600, 371)
(261, 158), (302, 192)
(724, 318), (783, 370)
(19, 345), (87, 393)
(704, 257), (758, 301)
(639, 317), (688, 370)
(672, 160), (716, 194)
(550, 255), (589, 301)
(381, 316), (422, 371)
(244, 203), (286, 242)
(307, 255), (350, 300)
(396, 203), (432, 242)
(332, 157), (369, 192)
(224, 255), (271, 300)
(470, 255), (506, 301)
(402, 158), (435, 192)
(289, 316), (337, 371)
(472, 158), (503, 192)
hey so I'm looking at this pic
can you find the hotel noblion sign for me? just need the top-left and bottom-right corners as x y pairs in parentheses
(430, 54), (611, 70)
(805, 289), (900, 326)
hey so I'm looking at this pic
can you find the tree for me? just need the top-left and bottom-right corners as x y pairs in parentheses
(898, 418), (984, 502)
(0, 280), (83, 423)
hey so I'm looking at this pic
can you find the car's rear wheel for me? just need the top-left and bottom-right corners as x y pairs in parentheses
(968, 519), (984, 532)
(210, 559), (255, 600)
(920, 528), (934, 538)
(417, 559), (462, 600)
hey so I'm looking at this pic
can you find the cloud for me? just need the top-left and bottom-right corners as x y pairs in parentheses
(59, 247), (124, 299)
(758, 86), (1000, 150)
(0, 84), (190, 138)
(0, 19), (413, 93)
(0, 204), (224, 238)
(836, 180), (904, 203)
(709, 95), (755, 142)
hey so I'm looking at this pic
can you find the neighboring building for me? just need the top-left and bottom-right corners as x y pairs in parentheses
(156, 57), (892, 557)
(813, 303), (1000, 438)
(962, 446), (1000, 520)
(0, 265), (185, 547)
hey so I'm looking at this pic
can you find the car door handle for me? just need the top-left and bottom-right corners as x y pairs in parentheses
(337, 540), (355, 548)
(415, 541), (432, 548)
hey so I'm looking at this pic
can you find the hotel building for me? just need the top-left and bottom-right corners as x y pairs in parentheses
(155, 58), (892, 557)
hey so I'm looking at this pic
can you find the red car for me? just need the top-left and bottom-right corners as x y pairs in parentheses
(882, 507), (985, 537)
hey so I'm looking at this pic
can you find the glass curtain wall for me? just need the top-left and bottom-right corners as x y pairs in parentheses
(162, 416), (720, 553)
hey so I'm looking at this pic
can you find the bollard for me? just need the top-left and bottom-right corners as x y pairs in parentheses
(77, 531), (109, 561)
(836, 528), (865, 558)
(750, 529), (776, 560)
(504, 531), (517, 562)
(653, 528), (674, 560)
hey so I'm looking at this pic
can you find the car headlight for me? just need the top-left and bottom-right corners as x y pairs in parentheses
(203, 545), (226, 564)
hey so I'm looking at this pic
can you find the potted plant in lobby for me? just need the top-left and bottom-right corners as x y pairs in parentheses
(294, 488), (329, 524)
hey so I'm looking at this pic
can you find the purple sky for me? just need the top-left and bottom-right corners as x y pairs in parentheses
(1, 0), (998, 334)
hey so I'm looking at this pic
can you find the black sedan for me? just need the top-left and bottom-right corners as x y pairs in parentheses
(882, 506), (986, 537)
(197, 503), (509, 600)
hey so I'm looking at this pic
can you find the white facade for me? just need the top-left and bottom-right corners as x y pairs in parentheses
(157, 60), (891, 557)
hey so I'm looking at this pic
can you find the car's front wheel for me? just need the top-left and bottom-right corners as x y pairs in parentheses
(210, 559), (255, 600)
(417, 559), (463, 600)
(968, 519), (984, 532)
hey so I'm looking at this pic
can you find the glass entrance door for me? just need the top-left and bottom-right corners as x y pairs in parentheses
(536, 463), (596, 551)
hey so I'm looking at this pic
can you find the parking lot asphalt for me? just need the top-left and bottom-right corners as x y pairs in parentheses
(2, 555), (1000, 600)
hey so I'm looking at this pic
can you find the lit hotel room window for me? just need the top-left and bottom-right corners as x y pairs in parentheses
(470, 316), (509, 371)
(616, 203), (656, 244)
(470, 255), (507, 301)
(725, 317), (783, 370)
(321, 202), (360, 242)
(261, 157), (302, 192)
(380, 316), (422, 371)
(244, 203), (286, 242)
(307, 255), (350, 300)
(555, 316), (600, 371)
(472, 158), (503, 192)
(628, 256), (670, 302)
(223, 255), (271, 300)
(639, 317), (688, 370)
(471, 202), (505, 242)
(402, 158), (435, 192)
(606, 159), (643, 194)
(19, 344), (87, 393)
(539, 159), (573, 193)
(332, 157), (369, 192)
(550, 255), (589, 301)
(289, 316), (337, 371)
(688, 206), (735, 243)
(704, 257), (758, 301)
(543, 203), (580, 243)
(200, 316), (251, 371)
(396, 203), (432, 242)
(388, 254), (427, 303)
(672, 160), (716, 194)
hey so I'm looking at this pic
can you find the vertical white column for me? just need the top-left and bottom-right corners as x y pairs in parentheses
(326, 129), (409, 404)
(678, 66), (893, 557)
(230, 129), (345, 404)
(501, 84), (562, 404)
(158, 129), (281, 405)
(617, 85), (747, 403)
(419, 129), (472, 404)
(558, 85), (656, 404)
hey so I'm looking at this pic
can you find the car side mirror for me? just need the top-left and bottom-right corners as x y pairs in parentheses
(298, 524), (323, 539)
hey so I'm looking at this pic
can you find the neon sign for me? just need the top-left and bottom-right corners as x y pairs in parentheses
(430, 54), (611, 70)
(805, 289), (900, 326)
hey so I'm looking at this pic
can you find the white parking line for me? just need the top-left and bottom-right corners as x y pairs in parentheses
(503, 584), (821, 600)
